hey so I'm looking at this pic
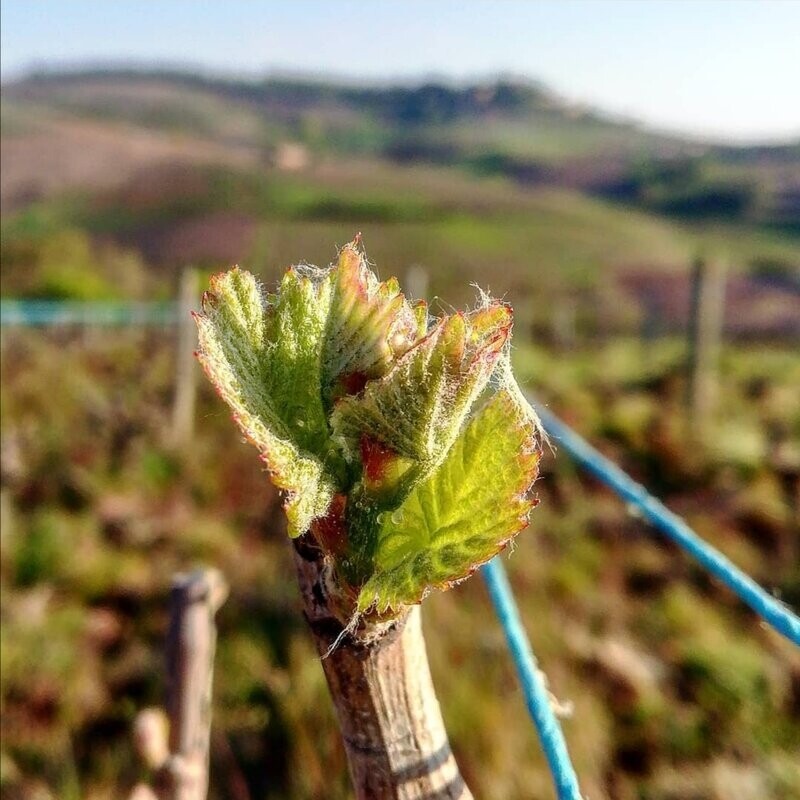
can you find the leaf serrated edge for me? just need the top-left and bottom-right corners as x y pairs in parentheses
(355, 390), (542, 613)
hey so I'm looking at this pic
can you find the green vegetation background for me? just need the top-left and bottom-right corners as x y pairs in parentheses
(1, 71), (799, 800)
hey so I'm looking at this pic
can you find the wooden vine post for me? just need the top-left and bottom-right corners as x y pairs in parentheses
(172, 267), (199, 449)
(162, 569), (228, 800)
(194, 239), (543, 798)
(686, 255), (726, 441)
(404, 264), (429, 304)
(131, 569), (228, 800)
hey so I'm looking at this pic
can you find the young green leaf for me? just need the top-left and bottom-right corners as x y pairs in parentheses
(356, 389), (540, 613)
(195, 267), (339, 536)
(330, 303), (512, 505)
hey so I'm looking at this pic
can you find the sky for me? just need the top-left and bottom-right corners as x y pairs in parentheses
(2, 0), (799, 143)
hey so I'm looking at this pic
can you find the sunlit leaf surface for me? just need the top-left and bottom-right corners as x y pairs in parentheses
(196, 240), (541, 612)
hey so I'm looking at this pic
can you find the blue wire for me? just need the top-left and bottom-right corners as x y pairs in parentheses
(0, 300), (177, 327)
(533, 400), (800, 647)
(481, 399), (800, 800)
(482, 558), (583, 800)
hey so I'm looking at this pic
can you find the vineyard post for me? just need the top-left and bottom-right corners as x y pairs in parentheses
(172, 267), (199, 448)
(0, 431), (21, 557)
(686, 256), (726, 440)
(161, 569), (228, 800)
(405, 264), (429, 303)
(551, 296), (577, 350)
(520, 294), (536, 346)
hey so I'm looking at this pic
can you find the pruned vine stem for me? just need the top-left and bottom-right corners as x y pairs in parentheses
(292, 537), (472, 800)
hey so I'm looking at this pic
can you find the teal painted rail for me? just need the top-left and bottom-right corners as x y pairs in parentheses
(0, 300), (177, 326)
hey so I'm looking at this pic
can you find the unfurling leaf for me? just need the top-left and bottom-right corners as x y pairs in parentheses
(320, 244), (423, 409)
(330, 304), (511, 501)
(195, 267), (339, 536)
(196, 238), (542, 615)
(356, 389), (540, 613)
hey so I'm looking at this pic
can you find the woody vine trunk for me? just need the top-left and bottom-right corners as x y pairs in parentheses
(293, 537), (472, 799)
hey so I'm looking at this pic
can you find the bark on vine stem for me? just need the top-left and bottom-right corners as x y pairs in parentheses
(292, 536), (472, 800)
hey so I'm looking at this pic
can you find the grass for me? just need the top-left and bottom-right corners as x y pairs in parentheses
(6, 159), (797, 297)
(1, 89), (799, 797)
(2, 326), (799, 799)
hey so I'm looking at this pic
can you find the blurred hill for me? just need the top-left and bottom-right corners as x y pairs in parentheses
(2, 68), (800, 800)
(1, 68), (799, 332)
(3, 68), (800, 227)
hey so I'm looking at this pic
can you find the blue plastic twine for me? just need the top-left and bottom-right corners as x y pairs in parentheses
(480, 399), (799, 800)
(482, 558), (583, 800)
(0, 300), (177, 327)
(533, 400), (800, 647)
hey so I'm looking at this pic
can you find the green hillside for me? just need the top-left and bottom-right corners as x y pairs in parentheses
(4, 69), (799, 229)
(2, 67), (800, 800)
